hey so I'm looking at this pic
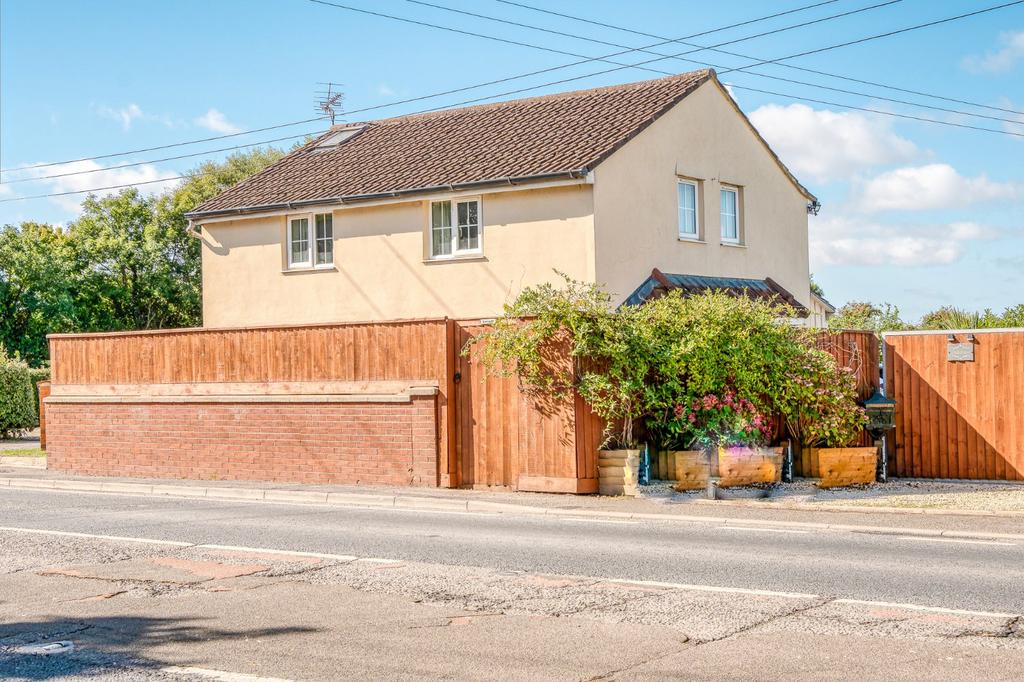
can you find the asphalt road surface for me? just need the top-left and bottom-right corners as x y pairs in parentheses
(1, 486), (1022, 614)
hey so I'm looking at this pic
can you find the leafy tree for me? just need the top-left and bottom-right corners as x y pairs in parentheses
(809, 275), (824, 298)
(1000, 304), (1024, 328)
(919, 306), (1004, 330)
(828, 301), (909, 334)
(0, 147), (284, 364)
(0, 222), (78, 365)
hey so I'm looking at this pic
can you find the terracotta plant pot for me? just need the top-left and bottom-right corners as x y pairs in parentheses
(807, 446), (878, 488)
(598, 449), (642, 496)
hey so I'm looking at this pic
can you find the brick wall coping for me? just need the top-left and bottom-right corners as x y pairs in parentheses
(45, 381), (439, 405)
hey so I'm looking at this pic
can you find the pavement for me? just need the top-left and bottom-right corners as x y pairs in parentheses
(3, 466), (1024, 540)
(0, 433), (41, 452)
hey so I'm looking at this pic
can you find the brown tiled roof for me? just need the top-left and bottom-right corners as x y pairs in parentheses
(189, 70), (715, 217)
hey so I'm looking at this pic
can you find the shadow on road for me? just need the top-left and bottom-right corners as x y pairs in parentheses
(0, 614), (319, 679)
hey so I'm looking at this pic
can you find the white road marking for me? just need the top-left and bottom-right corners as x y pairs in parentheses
(604, 578), (821, 600)
(720, 526), (810, 535)
(161, 666), (294, 682)
(196, 543), (358, 563)
(556, 517), (639, 525)
(832, 599), (1019, 619)
(1, 525), (1022, 621)
(899, 536), (1016, 547)
(0, 525), (193, 547)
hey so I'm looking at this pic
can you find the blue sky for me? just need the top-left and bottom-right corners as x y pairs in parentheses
(1, 0), (1022, 320)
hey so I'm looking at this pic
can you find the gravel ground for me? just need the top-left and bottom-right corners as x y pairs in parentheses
(638, 478), (1024, 512)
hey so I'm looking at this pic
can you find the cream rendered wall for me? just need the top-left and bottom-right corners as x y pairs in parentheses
(200, 185), (595, 327)
(592, 80), (812, 306)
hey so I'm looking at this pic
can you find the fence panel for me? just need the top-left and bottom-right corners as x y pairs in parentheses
(885, 330), (1024, 481)
(454, 322), (597, 493)
(49, 319), (454, 486)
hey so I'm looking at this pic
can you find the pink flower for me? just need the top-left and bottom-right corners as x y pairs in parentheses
(688, 412), (697, 423)
(673, 405), (685, 418)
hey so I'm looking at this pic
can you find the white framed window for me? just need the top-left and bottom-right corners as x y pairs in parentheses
(430, 197), (481, 259)
(677, 180), (699, 240)
(720, 186), (740, 244)
(287, 212), (333, 269)
(314, 213), (333, 267)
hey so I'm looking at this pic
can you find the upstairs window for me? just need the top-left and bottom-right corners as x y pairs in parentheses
(720, 187), (740, 244)
(430, 198), (481, 259)
(314, 213), (333, 266)
(287, 213), (333, 269)
(677, 180), (699, 240)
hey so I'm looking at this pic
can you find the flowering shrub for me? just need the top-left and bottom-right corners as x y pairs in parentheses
(664, 390), (773, 450)
(782, 345), (868, 448)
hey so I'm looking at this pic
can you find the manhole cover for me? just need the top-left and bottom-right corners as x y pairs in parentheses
(14, 641), (76, 655)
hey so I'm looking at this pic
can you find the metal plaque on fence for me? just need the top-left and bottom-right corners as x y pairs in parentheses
(947, 342), (975, 362)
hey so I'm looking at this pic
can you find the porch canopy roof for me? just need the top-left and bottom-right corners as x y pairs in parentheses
(623, 268), (808, 316)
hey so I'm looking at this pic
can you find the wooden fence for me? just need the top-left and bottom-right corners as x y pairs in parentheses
(885, 330), (1024, 481)
(47, 318), (600, 492)
(791, 329), (880, 476)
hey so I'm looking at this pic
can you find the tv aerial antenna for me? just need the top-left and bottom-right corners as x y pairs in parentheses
(316, 82), (345, 125)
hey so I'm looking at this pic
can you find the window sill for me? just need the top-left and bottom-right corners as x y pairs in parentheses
(423, 254), (488, 264)
(720, 242), (746, 249)
(678, 237), (706, 244)
(281, 265), (338, 274)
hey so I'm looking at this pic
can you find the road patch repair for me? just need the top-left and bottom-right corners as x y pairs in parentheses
(1, 527), (1022, 680)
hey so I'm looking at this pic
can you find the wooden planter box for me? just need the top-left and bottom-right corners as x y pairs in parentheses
(807, 446), (877, 488)
(672, 447), (784, 491)
(598, 449), (641, 496)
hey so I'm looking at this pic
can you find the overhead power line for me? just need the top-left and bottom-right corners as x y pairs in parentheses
(0, 130), (325, 185)
(0, 175), (194, 203)
(0, 0), (855, 182)
(8, 0), (1024, 202)
(490, 0), (1024, 121)
(0, 117), (329, 174)
(325, 0), (1024, 138)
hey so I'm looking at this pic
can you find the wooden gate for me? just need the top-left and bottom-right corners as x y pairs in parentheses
(885, 329), (1024, 480)
(452, 321), (600, 493)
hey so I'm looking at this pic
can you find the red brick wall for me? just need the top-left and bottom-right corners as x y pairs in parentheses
(45, 396), (438, 487)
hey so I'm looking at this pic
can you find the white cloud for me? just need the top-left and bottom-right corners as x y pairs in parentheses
(14, 160), (180, 213)
(962, 30), (1024, 73)
(748, 103), (918, 183)
(194, 108), (241, 134)
(810, 215), (999, 267)
(851, 163), (1021, 212)
(376, 83), (397, 97)
(98, 103), (143, 130)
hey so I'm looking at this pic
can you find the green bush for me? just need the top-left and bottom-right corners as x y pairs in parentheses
(470, 275), (868, 453)
(0, 349), (37, 438)
(28, 366), (50, 424)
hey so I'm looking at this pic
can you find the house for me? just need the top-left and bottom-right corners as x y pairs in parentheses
(187, 69), (818, 327)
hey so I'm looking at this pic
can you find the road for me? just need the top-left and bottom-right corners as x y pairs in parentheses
(2, 487), (1023, 681)
(0, 487), (1021, 612)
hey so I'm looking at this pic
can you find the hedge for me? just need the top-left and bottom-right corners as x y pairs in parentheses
(0, 352), (37, 438)
(28, 366), (50, 425)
